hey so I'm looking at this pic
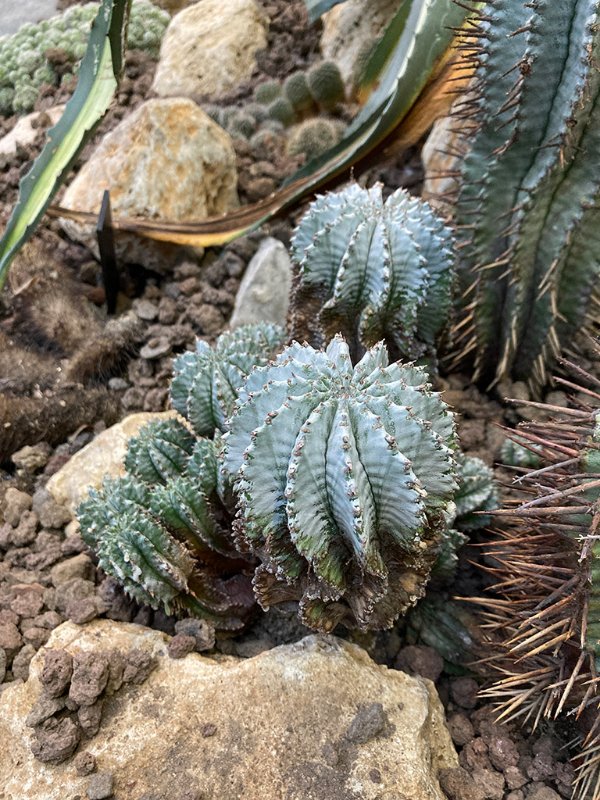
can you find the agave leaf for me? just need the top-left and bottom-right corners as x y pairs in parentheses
(52, 0), (475, 249)
(303, 0), (347, 23)
(0, 0), (131, 290)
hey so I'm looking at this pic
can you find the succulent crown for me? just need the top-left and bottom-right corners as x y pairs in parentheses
(290, 183), (455, 363)
(224, 336), (458, 631)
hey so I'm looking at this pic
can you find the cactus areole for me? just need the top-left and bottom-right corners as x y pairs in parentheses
(224, 336), (459, 632)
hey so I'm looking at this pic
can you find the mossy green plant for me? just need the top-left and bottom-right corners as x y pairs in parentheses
(307, 60), (345, 110)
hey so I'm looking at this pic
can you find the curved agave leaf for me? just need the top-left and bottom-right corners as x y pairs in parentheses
(0, 0), (132, 290)
(52, 0), (477, 249)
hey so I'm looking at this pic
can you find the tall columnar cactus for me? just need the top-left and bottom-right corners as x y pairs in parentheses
(170, 324), (285, 437)
(224, 336), (460, 632)
(450, 0), (600, 391)
(476, 352), (600, 798)
(290, 183), (455, 363)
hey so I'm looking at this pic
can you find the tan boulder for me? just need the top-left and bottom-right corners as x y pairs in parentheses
(0, 620), (458, 800)
(152, 0), (269, 99)
(320, 0), (403, 88)
(59, 98), (239, 271)
(0, 105), (64, 157)
(46, 412), (174, 514)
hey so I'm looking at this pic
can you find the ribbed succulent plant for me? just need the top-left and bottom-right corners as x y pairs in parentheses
(223, 335), (461, 632)
(449, 0), (600, 391)
(475, 353), (600, 799)
(79, 418), (255, 630)
(170, 324), (285, 437)
(290, 183), (455, 363)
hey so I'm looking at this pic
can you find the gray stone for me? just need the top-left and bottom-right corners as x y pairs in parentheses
(153, 0), (269, 99)
(0, 620), (458, 799)
(229, 237), (292, 329)
(3, 488), (32, 528)
(1, 4), (58, 38)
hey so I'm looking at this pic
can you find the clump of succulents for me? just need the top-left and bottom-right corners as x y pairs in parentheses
(79, 318), (497, 634)
(283, 71), (314, 115)
(475, 351), (600, 798)
(448, 0), (600, 392)
(0, 0), (169, 115)
(78, 324), (285, 630)
(290, 182), (455, 364)
(306, 60), (345, 110)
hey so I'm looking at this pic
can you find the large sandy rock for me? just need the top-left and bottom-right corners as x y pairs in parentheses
(320, 0), (403, 88)
(0, 621), (457, 800)
(229, 237), (292, 329)
(153, 0), (269, 99)
(59, 98), (239, 271)
(46, 412), (173, 513)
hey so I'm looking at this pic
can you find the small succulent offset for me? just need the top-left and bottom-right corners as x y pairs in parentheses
(0, 0), (169, 115)
(286, 118), (344, 162)
(78, 324), (284, 629)
(224, 336), (461, 632)
(450, 0), (600, 391)
(170, 324), (286, 436)
(290, 182), (455, 363)
(476, 353), (600, 799)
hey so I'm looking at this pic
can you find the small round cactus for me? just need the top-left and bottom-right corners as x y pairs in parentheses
(254, 79), (282, 105)
(283, 71), (314, 114)
(290, 182), (455, 363)
(266, 96), (296, 127)
(307, 60), (345, 110)
(228, 111), (257, 139)
(286, 118), (343, 162)
(224, 336), (459, 632)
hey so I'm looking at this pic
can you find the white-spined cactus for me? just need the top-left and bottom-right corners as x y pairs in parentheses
(170, 324), (285, 437)
(290, 183), (455, 363)
(224, 336), (459, 632)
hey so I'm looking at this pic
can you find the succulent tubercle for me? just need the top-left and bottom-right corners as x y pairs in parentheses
(224, 335), (459, 632)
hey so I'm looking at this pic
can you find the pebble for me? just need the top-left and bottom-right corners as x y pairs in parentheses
(9, 510), (39, 547)
(75, 750), (97, 776)
(0, 621), (23, 659)
(451, 677), (480, 709)
(69, 652), (110, 707)
(51, 554), (94, 587)
(12, 644), (36, 680)
(10, 584), (45, 617)
(40, 649), (73, 698)
(174, 618), (215, 652)
(140, 337), (171, 360)
(3, 489), (33, 527)
(26, 695), (66, 727)
(31, 715), (81, 764)
(108, 377), (130, 391)
(396, 645), (444, 683)
(11, 443), (51, 472)
(87, 772), (114, 799)
(0, 647), (6, 683)
(167, 634), (197, 659)
(32, 489), (71, 530)
(78, 698), (104, 737)
(133, 299), (159, 321)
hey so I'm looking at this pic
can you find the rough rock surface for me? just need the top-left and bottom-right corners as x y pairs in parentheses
(0, 106), (64, 157)
(0, 621), (457, 800)
(320, 0), (403, 87)
(152, 0), (269, 99)
(46, 412), (174, 513)
(59, 99), (239, 271)
(229, 237), (292, 329)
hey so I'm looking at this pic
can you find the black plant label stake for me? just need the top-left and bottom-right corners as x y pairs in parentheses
(96, 190), (119, 315)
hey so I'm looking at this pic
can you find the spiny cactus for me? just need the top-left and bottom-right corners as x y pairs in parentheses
(228, 111), (257, 140)
(170, 324), (285, 437)
(307, 60), (345, 111)
(449, 1), (600, 392)
(475, 352), (600, 799)
(79, 419), (255, 629)
(290, 182), (455, 363)
(0, 0), (169, 115)
(283, 71), (314, 115)
(286, 118), (344, 162)
(266, 97), (296, 127)
(224, 336), (460, 632)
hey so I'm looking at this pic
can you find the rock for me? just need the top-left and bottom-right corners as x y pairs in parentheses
(32, 489), (72, 530)
(11, 443), (52, 472)
(320, 0), (403, 87)
(87, 772), (114, 799)
(40, 649), (73, 699)
(3, 488), (32, 527)
(153, 0), (269, 99)
(174, 618), (215, 652)
(229, 237), (292, 329)
(12, 644), (36, 681)
(51, 555), (95, 588)
(46, 412), (173, 513)
(59, 99), (239, 272)
(0, 621), (457, 799)
(396, 645), (444, 684)
(69, 652), (109, 707)
(0, 622), (23, 661)
(74, 750), (97, 776)
(30, 715), (82, 764)
(10, 584), (45, 618)
(167, 634), (196, 659)
(0, 105), (64, 155)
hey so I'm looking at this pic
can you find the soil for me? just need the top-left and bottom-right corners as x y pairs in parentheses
(0, 2), (586, 799)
